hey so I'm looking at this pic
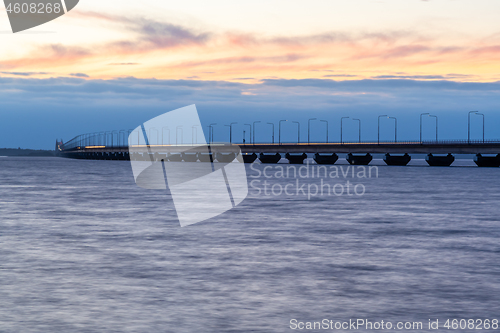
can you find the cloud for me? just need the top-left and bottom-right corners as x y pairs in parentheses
(0, 44), (91, 69)
(323, 74), (358, 78)
(371, 74), (477, 80)
(372, 75), (447, 80)
(2, 76), (500, 149)
(69, 73), (89, 78)
(108, 63), (140, 66)
(3, 12), (500, 82)
(1, 71), (50, 76)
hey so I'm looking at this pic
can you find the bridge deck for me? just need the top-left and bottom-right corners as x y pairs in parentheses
(59, 142), (500, 155)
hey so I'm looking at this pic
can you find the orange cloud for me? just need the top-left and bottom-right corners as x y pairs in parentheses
(2, 13), (500, 82)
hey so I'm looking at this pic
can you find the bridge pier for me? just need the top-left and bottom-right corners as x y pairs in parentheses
(474, 154), (500, 167)
(242, 153), (258, 163)
(182, 152), (198, 162)
(384, 153), (411, 166)
(346, 153), (372, 165)
(285, 153), (307, 164)
(425, 153), (455, 166)
(168, 153), (182, 162)
(313, 153), (338, 165)
(215, 152), (236, 163)
(259, 153), (281, 164)
(197, 153), (213, 162)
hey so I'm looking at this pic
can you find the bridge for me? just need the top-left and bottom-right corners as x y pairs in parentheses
(56, 131), (500, 167)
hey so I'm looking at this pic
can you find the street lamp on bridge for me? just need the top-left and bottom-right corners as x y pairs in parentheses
(119, 130), (127, 146)
(353, 118), (361, 143)
(468, 111), (485, 143)
(476, 113), (485, 143)
(308, 118), (317, 144)
(192, 125), (199, 145)
(225, 122), (237, 143)
(176, 126), (183, 145)
(162, 127), (170, 145)
(267, 122), (275, 144)
(292, 121), (300, 144)
(388, 117), (397, 142)
(419, 113), (437, 143)
(148, 128), (158, 145)
(244, 124), (252, 144)
(320, 120), (328, 143)
(253, 121), (261, 144)
(208, 123), (217, 144)
(429, 115), (438, 141)
(279, 119), (287, 145)
(377, 115), (387, 144)
(340, 117), (349, 144)
(111, 130), (119, 147)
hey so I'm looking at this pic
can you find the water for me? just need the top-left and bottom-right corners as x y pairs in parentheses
(0, 157), (499, 332)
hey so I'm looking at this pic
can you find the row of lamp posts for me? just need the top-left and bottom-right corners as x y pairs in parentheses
(211, 111), (486, 145)
(74, 111), (486, 148)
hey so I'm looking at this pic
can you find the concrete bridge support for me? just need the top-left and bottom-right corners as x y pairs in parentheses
(313, 153), (338, 165)
(242, 153), (258, 163)
(384, 153), (411, 166)
(197, 153), (213, 162)
(168, 153), (182, 162)
(425, 153), (455, 166)
(347, 153), (372, 165)
(182, 153), (198, 162)
(474, 154), (500, 167)
(285, 153), (307, 164)
(259, 153), (281, 164)
(215, 152), (236, 163)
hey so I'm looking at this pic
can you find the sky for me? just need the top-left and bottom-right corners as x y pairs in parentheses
(1, 0), (500, 148)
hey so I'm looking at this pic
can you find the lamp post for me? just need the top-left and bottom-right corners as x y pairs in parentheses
(148, 128), (158, 145)
(100, 132), (108, 146)
(126, 129), (135, 146)
(225, 122), (237, 143)
(209, 123), (217, 144)
(308, 118), (317, 144)
(130, 129), (140, 146)
(388, 117), (397, 142)
(112, 130), (119, 147)
(353, 118), (361, 143)
(377, 115), (387, 144)
(476, 113), (485, 143)
(429, 115), (438, 141)
(279, 119), (287, 145)
(119, 130), (127, 146)
(292, 121), (300, 143)
(267, 122), (275, 144)
(176, 126), (183, 145)
(320, 120), (328, 143)
(191, 125), (198, 145)
(102, 132), (107, 146)
(253, 121), (261, 144)
(468, 111), (479, 144)
(244, 124), (252, 144)
(340, 117), (349, 144)
(162, 127), (170, 145)
(420, 113), (430, 143)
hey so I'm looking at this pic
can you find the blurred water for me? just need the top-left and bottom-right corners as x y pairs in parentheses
(0, 157), (499, 332)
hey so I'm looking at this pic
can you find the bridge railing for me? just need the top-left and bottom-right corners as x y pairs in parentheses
(61, 130), (138, 150)
(60, 131), (500, 151)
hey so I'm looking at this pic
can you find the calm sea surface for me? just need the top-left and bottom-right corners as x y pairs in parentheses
(0, 157), (499, 332)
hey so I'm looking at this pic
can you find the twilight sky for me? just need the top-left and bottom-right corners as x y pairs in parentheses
(1, 0), (500, 148)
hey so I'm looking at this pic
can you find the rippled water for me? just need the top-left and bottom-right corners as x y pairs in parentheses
(0, 157), (499, 332)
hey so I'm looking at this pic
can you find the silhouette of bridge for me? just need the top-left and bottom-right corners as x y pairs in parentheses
(56, 130), (500, 167)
